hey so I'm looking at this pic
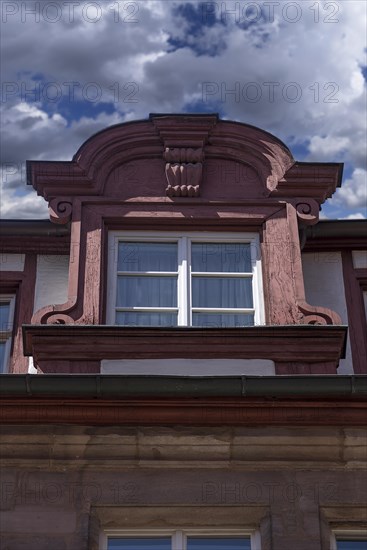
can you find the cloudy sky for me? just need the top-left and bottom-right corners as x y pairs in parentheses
(1, 0), (366, 219)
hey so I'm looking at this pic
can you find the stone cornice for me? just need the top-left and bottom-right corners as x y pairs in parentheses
(0, 396), (365, 427)
(272, 162), (343, 203)
(22, 325), (347, 365)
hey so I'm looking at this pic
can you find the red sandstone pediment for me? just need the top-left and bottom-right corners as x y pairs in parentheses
(28, 114), (309, 203)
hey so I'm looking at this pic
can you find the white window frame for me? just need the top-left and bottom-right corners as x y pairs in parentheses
(0, 295), (16, 374)
(331, 530), (367, 549)
(107, 231), (264, 327)
(100, 527), (261, 550)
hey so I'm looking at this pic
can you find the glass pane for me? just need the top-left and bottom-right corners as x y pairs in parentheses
(192, 278), (253, 308)
(192, 313), (254, 328)
(118, 242), (177, 272)
(337, 542), (367, 550)
(187, 538), (251, 550)
(117, 277), (177, 308)
(192, 243), (252, 272)
(108, 538), (171, 550)
(116, 311), (177, 327)
(0, 302), (10, 330)
(0, 342), (7, 373)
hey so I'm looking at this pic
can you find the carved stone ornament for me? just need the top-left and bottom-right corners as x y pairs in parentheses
(290, 198), (320, 226)
(151, 115), (217, 198)
(49, 198), (73, 225)
(164, 147), (204, 197)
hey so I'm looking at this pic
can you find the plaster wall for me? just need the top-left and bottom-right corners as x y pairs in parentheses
(33, 255), (70, 313)
(0, 253), (25, 271)
(352, 250), (367, 268)
(101, 358), (275, 376)
(301, 251), (352, 374)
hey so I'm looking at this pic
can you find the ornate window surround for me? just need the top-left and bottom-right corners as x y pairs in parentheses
(24, 114), (346, 374)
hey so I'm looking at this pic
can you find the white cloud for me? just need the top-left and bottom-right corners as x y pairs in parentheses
(0, 0), (366, 218)
(340, 212), (366, 220)
(1, 101), (124, 167)
(0, 185), (49, 219)
(1, 102), (124, 218)
(1, 102), (68, 165)
(333, 168), (367, 209)
(308, 136), (350, 157)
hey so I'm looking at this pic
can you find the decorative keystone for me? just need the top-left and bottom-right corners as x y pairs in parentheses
(164, 147), (203, 197)
(152, 114), (217, 198)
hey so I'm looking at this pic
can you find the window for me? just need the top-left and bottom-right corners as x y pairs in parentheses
(101, 529), (260, 550)
(0, 295), (15, 373)
(336, 543), (367, 550)
(107, 232), (263, 328)
(331, 532), (367, 550)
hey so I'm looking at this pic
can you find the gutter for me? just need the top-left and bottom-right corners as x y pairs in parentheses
(0, 374), (366, 398)
(305, 219), (367, 240)
(0, 219), (70, 236)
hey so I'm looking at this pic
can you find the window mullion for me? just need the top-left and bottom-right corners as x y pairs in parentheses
(188, 237), (193, 327)
(251, 240), (264, 327)
(178, 237), (189, 326)
(172, 530), (185, 550)
(110, 235), (119, 325)
(191, 272), (253, 277)
(115, 307), (178, 312)
(191, 308), (254, 313)
(117, 271), (178, 276)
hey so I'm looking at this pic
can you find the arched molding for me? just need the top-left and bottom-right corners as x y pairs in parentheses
(28, 116), (301, 201)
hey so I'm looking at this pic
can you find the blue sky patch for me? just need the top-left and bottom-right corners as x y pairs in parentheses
(55, 97), (116, 124)
(182, 98), (225, 117)
(168, 2), (226, 56)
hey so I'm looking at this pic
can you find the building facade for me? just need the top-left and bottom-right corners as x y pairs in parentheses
(0, 115), (366, 549)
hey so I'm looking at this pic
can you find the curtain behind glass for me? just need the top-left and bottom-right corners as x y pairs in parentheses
(337, 542), (367, 549)
(118, 243), (177, 272)
(192, 277), (253, 309)
(0, 302), (10, 329)
(116, 242), (178, 327)
(187, 538), (251, 550)
(117, 277), (177, 308)
(192, 313), (254, 328)
(191, 242), (254, 327)
(108, 538), (171, 550)
(192, 243), (251, 272)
